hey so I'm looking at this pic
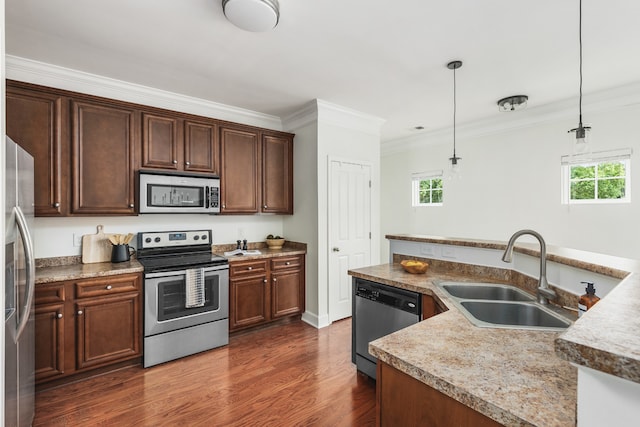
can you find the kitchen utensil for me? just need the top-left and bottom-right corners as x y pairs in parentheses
(82, 225), (115, 264)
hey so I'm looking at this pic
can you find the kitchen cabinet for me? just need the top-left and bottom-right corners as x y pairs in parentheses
(5, 84), (69, 216)
(229, 254), (305, 332)
(71, 99), (138, 215)
(141, 113), (219, 174)
(377, 362), (501, 427)
(220, 126), (294, 215)
(34, 273), (142, 385)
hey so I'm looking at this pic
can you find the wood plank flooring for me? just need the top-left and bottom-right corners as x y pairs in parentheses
(33, 318), (376, 426)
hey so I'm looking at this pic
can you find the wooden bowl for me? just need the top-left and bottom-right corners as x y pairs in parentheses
(266, 238), (285, 250)
(400, 260), (429, 274)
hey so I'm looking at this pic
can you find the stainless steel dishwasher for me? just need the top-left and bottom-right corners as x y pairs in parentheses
(352, 278), (421, 379)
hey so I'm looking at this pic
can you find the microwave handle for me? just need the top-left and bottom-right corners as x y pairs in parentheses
(205, 186), (210, 209)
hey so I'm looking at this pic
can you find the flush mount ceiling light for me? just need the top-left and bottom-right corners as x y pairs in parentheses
(497, 95), (528, 112)
(568, 0), (591, 155)
(222, 0), (280, 32)
(447, 60), (462, 177)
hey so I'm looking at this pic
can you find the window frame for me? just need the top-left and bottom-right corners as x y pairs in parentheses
(411, 171), (444, 207)
(561, 149), (632, 205)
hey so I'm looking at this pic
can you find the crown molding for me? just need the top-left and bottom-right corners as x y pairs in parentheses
(316, 99), (385, 136)
(281, 100), (318, 131)
(5, 55), (283, 130)
(382, 81), (640, 156)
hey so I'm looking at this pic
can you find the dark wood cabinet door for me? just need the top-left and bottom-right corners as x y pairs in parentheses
(184, 120), (219, 174)
(34, 303), (66, 382)
(6, 85), (68, 216)
(71, 100), (137, 215)
(142, 113), (181, 170)
(75, 292), (141, 370)
(230, 275), (269, 330)
(262, 133), (293, 214)
(220, 127), (260, 213)
(270, 269), (303, 319)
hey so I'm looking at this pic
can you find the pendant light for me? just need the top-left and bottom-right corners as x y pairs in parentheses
(568, 0), (590, 155)
(447, 60), (462, 177)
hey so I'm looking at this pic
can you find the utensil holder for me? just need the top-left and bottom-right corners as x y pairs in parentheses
(111, 244), (132, 263)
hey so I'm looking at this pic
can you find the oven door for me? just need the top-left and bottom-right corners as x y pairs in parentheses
(144, 264), (229, 336)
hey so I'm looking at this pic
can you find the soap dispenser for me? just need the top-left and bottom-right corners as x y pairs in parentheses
(578, 281), (600, 317)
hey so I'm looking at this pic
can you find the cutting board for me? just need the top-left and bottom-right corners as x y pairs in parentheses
(82, 225), (114, 264)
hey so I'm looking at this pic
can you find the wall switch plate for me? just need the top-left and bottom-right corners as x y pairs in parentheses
(73, 233), (82, 247)
(420, 244), (435, 256)
(441, 246), (457, 258)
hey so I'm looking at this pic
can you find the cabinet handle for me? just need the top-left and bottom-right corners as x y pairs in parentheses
(285, 262), (290, 265)
(247, 266), (253, 270)
(77, 310), (83, 315)
(172, 160), (178, 164)
(106, 285), (112, 290)
(53, 202), (60, 208)
(185, 161), (191, 166)
(57, 313), (63, 319)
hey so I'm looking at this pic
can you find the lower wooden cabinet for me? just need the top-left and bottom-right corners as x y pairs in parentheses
(34, 273), (142, 385)
(229, 254), (305, 332)
(377, 362), (502, 427)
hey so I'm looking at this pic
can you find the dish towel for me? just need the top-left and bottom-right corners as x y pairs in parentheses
(185, 268), (205, 308)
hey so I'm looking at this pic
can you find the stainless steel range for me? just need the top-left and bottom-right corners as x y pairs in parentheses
(137, 229), (229, 368)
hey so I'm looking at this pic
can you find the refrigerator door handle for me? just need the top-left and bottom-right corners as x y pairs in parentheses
(14, 205), (35, 341)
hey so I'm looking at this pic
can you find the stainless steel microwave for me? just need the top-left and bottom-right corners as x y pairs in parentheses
(139, 171), (220, 214)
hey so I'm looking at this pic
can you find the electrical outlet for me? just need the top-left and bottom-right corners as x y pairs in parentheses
(420, 244), (435, 256)
(73, 233), (82, 247)
(441, 246), (457, 258)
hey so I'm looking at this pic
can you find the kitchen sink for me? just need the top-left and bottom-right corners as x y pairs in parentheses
(437, 282), (572, 331)
(441, 282), (534, 301)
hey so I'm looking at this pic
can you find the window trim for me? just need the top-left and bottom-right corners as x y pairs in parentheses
(561, 148), (632, 204)
(411, 170), (443, 207)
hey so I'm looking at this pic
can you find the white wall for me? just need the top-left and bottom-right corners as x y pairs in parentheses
(381, 103), (640, 261)
(1, 0), (7, 411)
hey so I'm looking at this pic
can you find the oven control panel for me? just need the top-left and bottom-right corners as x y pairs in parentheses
(138, 230), (212, 249)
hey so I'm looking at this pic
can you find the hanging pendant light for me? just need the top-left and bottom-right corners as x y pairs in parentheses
(447, 60), (462, 177)
(568, 0), (591, 155)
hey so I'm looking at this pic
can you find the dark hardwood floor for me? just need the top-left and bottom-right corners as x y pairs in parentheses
(33, 318), (376, 426)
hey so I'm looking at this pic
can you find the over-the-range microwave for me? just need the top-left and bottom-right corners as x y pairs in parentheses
(138, 171), (220, 214)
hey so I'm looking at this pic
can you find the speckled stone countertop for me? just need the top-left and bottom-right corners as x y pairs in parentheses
(36, 259), (143, 285)
(350, 262), (577, 426)
(212, 241), (306, 262)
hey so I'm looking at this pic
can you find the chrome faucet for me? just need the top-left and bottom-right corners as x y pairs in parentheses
(501, 229), (556, 305)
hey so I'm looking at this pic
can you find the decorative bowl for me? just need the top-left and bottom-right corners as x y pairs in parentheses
(266, 238), (285, 250)
(400, 260), (429, 274)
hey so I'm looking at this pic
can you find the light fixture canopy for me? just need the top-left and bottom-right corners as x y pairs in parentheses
(222, 0), (280, 32)
(497, 95), (528, 112)
(447, 60), (462, 175)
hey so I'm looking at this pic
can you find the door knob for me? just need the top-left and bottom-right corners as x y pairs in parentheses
(332, 247), (340, 252)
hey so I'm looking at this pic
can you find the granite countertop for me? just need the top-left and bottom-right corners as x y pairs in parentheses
(212, 242), (307, 262)
(36, 259), (144, 285)
(349, 263), (577, 426)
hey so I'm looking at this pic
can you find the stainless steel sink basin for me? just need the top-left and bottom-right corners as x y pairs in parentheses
(437, 282), (572, 331)
(441, 282), (534, 302)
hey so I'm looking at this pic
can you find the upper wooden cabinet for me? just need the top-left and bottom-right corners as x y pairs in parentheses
(5, 86), (69, 216)
(71, 99), (138, 215)
(220, 126), (294, 215)
(141, 114), (219, 174)
(262, 132), (293, 214)
(220, 127), (260, 213)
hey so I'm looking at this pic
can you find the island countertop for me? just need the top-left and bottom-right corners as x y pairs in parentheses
(349, 262), (576, 427)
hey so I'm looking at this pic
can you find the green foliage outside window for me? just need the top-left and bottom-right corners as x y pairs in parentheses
(570, 161), (626, 200)
(418, 178), (443, 204)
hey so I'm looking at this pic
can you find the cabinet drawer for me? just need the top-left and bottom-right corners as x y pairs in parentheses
(229, 260), (268, 277)
(271, 255), (302, 271)
(75, 274), (140, 299)
(35, 283), (66, 305)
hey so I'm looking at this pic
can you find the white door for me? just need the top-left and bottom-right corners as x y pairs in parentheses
(328, 159), (371, 322)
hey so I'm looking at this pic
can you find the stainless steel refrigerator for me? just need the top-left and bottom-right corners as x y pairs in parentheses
(4, 136), (36, 427)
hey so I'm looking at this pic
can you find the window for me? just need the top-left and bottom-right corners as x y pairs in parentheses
(412, 171), (443, 206)
(561, 149), (632, 204)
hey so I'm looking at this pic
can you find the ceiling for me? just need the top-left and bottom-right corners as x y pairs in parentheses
(6, 0), (640, 142)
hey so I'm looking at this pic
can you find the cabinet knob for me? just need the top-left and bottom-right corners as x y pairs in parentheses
(263, 205), (267, 209)
(57, 313), (63, 319)
(285, 262), (290, 265)
(185, 161), (191, 166)
(172, 160), (178, 164)
(222, 204), (226, 209)
(53, 202), (60, 208)
(247, 266), (253, 270)
(106, 285), (112, 290)
(77, 310), (83, 315)
(273, 277), (277, 282)
(263, 279), (267, 283)
(129, 203), (135, 208)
